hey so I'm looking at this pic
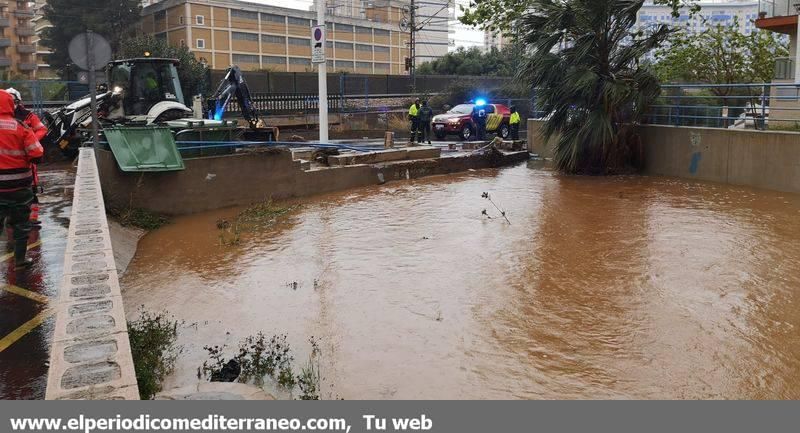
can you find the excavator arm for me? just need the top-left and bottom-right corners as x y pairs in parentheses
(207, 65), (260, 129)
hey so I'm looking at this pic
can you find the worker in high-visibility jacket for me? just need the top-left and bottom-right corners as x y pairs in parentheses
(6, 88), (45, 226)
(509, 106), (521, 141)
(408, 98), (421, 143)
(0, 90), (44, 269)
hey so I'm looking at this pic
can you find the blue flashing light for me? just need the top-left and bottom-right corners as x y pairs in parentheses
(213, 101), (225, 121)
(475, 99), (487, 107)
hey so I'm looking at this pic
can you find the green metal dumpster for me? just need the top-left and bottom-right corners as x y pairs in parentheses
(103, 126), (185, 172)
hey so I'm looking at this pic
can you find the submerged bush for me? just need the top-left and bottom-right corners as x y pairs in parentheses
(200, 334), (322, 400)
(128, 309), (181, 400)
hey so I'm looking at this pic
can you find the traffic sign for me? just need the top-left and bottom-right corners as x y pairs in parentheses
(311, 25), (326, 64)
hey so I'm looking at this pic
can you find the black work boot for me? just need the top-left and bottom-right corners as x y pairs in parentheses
(14, 242), (32, 269)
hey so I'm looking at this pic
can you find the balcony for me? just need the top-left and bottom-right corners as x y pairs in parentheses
(15, 25), (34, 36)
(0, 37), (10, 47)
(17, 62), (36, 71)
(0, 17), (9, 27)
(13, 9), (34, 18)
(16, 43), (34, 53)
(774, 57), (794, 80)
(757, 0), (798, 33)
(0, 57), (10, 67)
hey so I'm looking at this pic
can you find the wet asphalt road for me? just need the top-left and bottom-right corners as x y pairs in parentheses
(0, 166), (73, 400)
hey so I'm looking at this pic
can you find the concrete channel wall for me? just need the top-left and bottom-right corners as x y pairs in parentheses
(46, 148), (139, 400)
(96, 148), (529, 216)
(527, 119), (800, 194)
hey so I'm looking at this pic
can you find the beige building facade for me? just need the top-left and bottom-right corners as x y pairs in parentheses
(141, 0), (412, 74)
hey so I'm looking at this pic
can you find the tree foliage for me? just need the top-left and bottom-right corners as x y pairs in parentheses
(654, 18), (788, 85)
(41, 0), (141, 77)
(416, 46), (523, 76)
(118, 35), (210, 99)
(460, 0), (699, 35)
(520, 0), (672, 174)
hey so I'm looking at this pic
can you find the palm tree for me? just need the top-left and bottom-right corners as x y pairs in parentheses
(519, 0), (672, 174)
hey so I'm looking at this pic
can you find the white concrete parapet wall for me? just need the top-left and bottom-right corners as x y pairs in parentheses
(45, 148), (139, 400)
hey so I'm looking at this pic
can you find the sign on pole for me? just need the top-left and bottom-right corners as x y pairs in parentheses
(311, 25), (326, 64)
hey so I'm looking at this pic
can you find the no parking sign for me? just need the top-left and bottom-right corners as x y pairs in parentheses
(311, 25), (326, 64)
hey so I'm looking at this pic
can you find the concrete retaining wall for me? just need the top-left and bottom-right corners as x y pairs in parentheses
(526, 119), (800, 194)
(96, 148), (529, 216)
(46, 148), (139, 400)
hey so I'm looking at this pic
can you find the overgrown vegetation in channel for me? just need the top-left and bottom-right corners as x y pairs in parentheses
(217, 199), (299, 246)
(127, 309), (182, 400)
(109, 207), (170, 231)
(200, 334), (323, 400)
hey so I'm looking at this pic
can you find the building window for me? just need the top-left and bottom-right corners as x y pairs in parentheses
(263, 55), (286, 64)
(179, 16), (185, 24)
(288, 37), (309, 46)
(326, 40), (333, 48)
(195, 15), (205, 25)
(374, 29), (389, 37)
(231, 9), (258, 20)
(262, 13), (285, 23)
(262, 34), (285, 44)
(355, 26), (371, 34)
(335, 23), (353, 33)
(356, 61), (371, 69)
(289, 57), (311, 65)
(326, 60), (333, 67)
(335, 61), (353, 69)
(374, 46), (389, 53)
(232, 32), (259, 41)
(334, 41), (352, 50)
(233, 54), (259, 64)
(196, 39), (205, 49)
(288, 17), (309, 26)
(375, 62), (389, 70)
(356, 44), (371, 52)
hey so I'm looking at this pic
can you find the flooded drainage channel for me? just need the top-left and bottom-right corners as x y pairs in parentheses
(121, 162), (800, 399)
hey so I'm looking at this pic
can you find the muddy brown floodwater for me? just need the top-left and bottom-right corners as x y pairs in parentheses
(121, 162), (800, 399)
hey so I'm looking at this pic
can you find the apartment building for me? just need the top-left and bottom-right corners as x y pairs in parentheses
(30, 0), (52, 78)
(141, 0), (413, 74)
(319, 0), (451, 66)
(634, 0), (760, 34)
(0, 0), (37, 78)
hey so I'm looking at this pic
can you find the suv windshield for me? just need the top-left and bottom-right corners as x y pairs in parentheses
(449, 104), (474, 114)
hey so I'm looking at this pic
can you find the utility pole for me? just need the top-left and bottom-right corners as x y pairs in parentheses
(316, 0), (329, 143)
(409, 0), (416, 88)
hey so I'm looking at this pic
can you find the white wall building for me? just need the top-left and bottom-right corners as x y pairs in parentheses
(634, 0), (760, 35)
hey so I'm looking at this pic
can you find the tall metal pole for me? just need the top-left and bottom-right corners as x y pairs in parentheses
(410, 0), (416, 89)
(317, 0), (329, 143)
(86, 30), (100, 147)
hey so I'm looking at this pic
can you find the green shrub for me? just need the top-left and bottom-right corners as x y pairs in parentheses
(128, 309), (181, 400)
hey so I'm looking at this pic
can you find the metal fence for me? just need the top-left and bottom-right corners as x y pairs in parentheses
(529, 83), (800, 131)
(0, 80), (88, 115)
(209, 70), (513, 96)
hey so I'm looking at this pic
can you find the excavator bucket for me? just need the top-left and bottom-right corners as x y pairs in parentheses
(103, 126), (185, 172)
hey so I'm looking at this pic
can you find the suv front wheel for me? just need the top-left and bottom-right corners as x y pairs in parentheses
(460, 124), (473, 141)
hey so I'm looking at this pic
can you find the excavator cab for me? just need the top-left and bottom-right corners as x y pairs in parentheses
(106, 58), (189, 120)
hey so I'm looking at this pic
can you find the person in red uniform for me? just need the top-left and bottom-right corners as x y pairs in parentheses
(6, 88), (45, 226)
(0, 90), (44, 268)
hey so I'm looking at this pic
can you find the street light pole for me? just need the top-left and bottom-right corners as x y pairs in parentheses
(317, 0), (329, 143)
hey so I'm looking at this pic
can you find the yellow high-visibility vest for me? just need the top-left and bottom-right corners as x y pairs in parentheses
(510, 112), (521, 125)
(408, 104), (419, 117)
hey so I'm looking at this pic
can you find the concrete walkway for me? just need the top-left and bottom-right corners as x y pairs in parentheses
(0, 166), (72, 399)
